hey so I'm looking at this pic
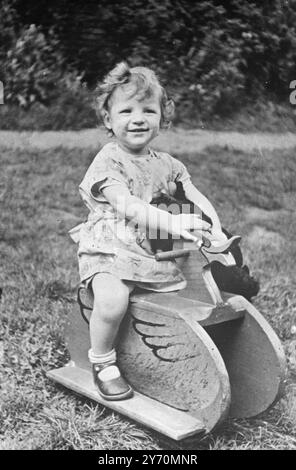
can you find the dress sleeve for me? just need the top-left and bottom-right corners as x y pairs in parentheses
(79, 144), (129, 202)
(170, 155), (191, 186)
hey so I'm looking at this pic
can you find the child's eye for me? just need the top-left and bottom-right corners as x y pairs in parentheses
(119, 109), (131, 113)
(145, 109), (157, 114)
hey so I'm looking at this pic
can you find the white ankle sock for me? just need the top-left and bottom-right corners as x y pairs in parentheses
(88, 348), (116, 364)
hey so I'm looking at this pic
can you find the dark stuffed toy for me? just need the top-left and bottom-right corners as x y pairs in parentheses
(150, 182), (259, 301)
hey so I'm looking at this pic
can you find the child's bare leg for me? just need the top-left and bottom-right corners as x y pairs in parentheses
(90, 273), (134, 355)
(88, 272), (134, 400)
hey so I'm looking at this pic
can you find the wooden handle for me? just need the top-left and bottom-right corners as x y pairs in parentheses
(155, 249), (190, 261)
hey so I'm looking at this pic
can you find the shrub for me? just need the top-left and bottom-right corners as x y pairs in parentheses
(2, 24), (86, 109)
(1, 0), (296, 128)
(0, 99), (96, 131)
(38, 0), (296, 121)
(0, 16), (96, 129)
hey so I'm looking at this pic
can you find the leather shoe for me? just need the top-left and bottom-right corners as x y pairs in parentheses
(92, 361), (133, 401)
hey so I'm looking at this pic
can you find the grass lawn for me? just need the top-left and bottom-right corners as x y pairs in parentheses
(0, 140), (296, 450)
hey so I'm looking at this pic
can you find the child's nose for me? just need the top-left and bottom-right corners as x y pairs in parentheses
(131, 111), (145, 124)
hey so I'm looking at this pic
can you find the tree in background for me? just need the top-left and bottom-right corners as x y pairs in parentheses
(1, 0), (296, 125)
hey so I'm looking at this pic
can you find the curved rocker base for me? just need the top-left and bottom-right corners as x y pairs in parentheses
(207, 295), (286, 418)
(47, 365), (205, 441)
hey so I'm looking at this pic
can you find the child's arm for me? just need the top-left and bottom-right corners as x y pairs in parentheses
(182, 181), (227, 242)
(102, 184), (211, 242)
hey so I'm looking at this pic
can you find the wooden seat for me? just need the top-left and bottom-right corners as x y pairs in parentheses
(130, 290), (245, 326)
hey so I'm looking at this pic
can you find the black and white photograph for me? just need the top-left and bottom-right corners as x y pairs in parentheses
(0, 0), (295, 452)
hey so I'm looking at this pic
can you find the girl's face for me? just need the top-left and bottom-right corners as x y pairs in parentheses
(103, 86), (162, 155)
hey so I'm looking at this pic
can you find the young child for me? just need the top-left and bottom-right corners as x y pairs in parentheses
(72, 62), (227, 401)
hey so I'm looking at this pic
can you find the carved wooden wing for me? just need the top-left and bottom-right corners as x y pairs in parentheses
(129, 307), (201, 363)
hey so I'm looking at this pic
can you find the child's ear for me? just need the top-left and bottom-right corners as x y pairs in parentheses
(102, 109), (112, 130)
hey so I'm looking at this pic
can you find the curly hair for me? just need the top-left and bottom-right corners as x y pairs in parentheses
(94, 62), (174, 129)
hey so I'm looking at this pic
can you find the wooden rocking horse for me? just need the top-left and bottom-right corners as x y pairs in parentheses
(48, 231), (286, 441)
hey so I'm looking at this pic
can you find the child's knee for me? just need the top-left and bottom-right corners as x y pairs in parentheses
(92, 274), (130, 319)
(94, 288), (127, 312)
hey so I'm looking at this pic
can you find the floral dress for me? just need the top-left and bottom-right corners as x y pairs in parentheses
(70, 141), (192, 292)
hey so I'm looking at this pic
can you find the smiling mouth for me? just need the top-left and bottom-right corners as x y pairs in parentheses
(128, 129), (149, 133)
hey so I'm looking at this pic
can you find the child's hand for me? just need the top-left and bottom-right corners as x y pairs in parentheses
(167, 181), (177, 196)
(208, 228), (228, 246)
(172, 214), (211, 242)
